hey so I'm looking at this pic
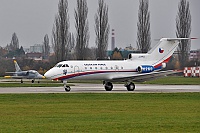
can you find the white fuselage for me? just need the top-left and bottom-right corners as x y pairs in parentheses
(44, 59), (162, 81)
(44, 38), (187, 82)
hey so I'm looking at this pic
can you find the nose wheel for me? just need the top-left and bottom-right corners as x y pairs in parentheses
(64, 86), (71, 92)
(63, 80), (71, 92)
(104, 81), (113, 91)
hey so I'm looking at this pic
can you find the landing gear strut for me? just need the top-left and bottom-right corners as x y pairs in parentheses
(103, 81), (113, 91)
(63, 80), (71, 92)
(125, 82), (135, 91)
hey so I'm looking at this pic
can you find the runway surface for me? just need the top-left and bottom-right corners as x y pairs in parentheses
(0, 83), (199, 93)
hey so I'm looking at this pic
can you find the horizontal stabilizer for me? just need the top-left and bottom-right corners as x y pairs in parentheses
(161, 38), (197, 41)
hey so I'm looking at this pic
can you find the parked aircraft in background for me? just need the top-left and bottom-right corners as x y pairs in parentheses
(44, 38), (196, 92)
(4, 60), (45, 83)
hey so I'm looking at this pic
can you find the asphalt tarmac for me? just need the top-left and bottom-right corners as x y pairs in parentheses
(0, 83), (199, 93)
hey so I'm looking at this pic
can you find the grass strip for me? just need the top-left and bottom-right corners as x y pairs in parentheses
(144, 76), (200, 85)
(0, 93), (199, 132)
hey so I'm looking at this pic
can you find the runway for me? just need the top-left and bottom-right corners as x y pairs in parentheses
(0, 83), (199, 93)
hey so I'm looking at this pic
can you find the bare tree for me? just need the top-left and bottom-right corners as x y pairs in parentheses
(136, 0), (151, 53)
(176, 0), (191, 68)
(52, 17), (60, 62)
(43, 34), (50, 59)
(10, 32), (19, 51)
(95, 0), (110, 59)
(74, 0), (90, 60)
(69, 33), (75, 51)
(68, 33), (75, 59)
(52, 0), (70, 62)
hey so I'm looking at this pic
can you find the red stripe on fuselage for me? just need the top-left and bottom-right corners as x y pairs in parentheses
(53, 70), (137, 81)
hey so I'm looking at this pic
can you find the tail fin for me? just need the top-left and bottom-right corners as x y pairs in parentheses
(149, 38), (196, 65)
(129, 38), (196, 66)
(13, 60), (21, 72)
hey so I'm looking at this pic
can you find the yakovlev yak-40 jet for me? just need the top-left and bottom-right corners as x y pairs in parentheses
(44, 38), (196, 92)
(5, 60), (45, 83)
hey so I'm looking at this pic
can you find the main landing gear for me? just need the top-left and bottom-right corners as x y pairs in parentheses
(62, 80), (135, 92)
(103, 81), (113, 91)
(125, 82), (135, 91)
(103, 81), (136, 91)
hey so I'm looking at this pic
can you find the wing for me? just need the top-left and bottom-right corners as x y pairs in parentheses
(112, 70), (182, 82)
(5, 71), (28, 74)
(4, 75), (25, 79)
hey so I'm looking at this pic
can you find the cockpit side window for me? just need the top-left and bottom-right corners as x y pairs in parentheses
(57, 64), (63, 68)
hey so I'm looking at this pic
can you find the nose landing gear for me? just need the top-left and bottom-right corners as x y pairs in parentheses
(63, 80), (71, 92)
(103, 81), (113, 91)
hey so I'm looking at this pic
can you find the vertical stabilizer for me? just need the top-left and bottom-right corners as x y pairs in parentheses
(14, 60), (22, 72)
(148, 38), (195, 65)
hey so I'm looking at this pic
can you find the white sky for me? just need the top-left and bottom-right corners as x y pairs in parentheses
(0, 0), (199, 50)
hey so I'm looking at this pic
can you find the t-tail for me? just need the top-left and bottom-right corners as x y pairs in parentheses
(129, 38), (196, 64)
(14, 60), (22, 72)
(129, 38), (196, 71)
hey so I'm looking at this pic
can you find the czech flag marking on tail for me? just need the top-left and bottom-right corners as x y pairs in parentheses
(159, 48), (164, 53)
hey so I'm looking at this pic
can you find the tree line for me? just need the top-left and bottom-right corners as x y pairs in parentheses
(52, 0), (109, 62)
(0, 0), (193, 71)
(52, 0), (192, 69)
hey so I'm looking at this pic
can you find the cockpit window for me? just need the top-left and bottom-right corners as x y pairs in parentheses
(62, 64), (69, 67)
(54, 63), (69, 68)
(57, 64), (63, 68)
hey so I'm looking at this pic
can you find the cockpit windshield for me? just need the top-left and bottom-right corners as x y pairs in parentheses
(54, 63), (69, 68)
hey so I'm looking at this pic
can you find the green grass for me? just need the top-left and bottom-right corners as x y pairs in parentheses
(144, 76), (200, 85)
(0, 83), (64, 87)
(0, 93), (199, 132)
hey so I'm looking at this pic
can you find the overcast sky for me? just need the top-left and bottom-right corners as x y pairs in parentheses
(0, 0), (199, 50)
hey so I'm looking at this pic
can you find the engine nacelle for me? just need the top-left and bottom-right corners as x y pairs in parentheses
(137, 65), (155, 73)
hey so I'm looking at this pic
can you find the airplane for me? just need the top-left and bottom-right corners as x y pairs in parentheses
(4, 60), (45, 83)
(44, 38), (196, 92)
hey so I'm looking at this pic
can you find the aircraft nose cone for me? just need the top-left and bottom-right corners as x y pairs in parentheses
(38, 74), (45, 79)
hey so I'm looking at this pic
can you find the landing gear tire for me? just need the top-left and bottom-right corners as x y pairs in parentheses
(31, 80), (35, 83)
(126, 82), (135, 91)
(21, 79), (23, 83)
(64, 86), (71, 92)
(104, 82), (113, 91)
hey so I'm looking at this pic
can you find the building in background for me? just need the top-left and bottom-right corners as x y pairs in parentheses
(189, 49), (200, 61)
(25, 44), (43, 60)
(30, 44), (43, 53)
